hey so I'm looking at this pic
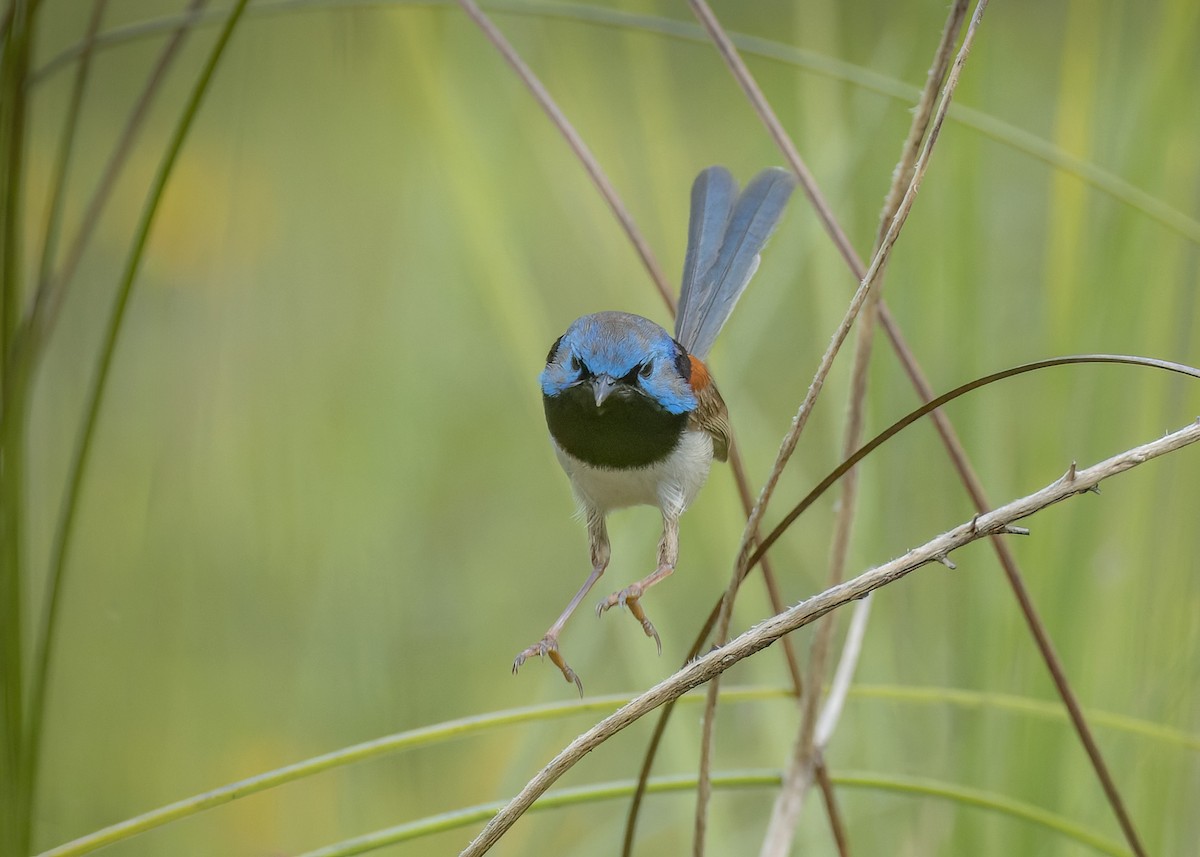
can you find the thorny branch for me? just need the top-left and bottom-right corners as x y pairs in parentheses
(459, 418), (1200, 855)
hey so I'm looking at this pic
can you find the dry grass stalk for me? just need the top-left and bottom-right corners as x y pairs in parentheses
(459, 418), (1200, 856)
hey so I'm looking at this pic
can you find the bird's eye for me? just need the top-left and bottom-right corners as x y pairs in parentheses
(571, 356), (591, 377)
(621, 362), (651, 385)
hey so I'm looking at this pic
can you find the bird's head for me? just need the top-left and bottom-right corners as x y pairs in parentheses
(540, 312), (699, 415)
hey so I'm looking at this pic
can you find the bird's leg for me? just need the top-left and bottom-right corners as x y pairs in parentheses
(512, 512), (609, 694)
(596, 513), (679, 654)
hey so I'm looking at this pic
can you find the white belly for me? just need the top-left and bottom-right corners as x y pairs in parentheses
(553, 429), (714, 518)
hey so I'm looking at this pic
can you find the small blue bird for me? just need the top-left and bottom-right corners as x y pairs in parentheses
(514, 166), (795, 691)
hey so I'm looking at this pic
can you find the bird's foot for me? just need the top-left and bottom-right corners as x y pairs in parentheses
(512, 634), (583, 695)
(596, 585), (662, 655)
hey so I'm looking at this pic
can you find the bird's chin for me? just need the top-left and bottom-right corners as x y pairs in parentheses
(545, 385), (686, 469)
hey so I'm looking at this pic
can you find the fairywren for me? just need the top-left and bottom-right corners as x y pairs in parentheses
(514, 166), (795, 691)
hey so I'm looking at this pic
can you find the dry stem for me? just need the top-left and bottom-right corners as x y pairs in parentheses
(688, 0), (983, 850)
(459, 418), (1200, 856)
(697, 0), (1146, 850)
(759, 3), (968, 852)
(460, 3), (1148, 854)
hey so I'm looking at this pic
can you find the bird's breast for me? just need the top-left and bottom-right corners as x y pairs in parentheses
(543, 386), (688, 469)
(553, 429), (714, 516)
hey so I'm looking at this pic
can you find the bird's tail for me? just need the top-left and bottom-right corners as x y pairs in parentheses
(674, 166), (795, 359)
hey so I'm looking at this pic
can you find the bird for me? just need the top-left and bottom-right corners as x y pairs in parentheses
(513, 166), (795, 692)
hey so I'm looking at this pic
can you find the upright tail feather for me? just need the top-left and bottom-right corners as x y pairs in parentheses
(674, 166), (795, 358)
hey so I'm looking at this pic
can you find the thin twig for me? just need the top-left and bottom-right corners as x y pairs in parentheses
(621, 405), (802, 854)
(742, 0), (988, 571)
(813, 758), (851, 857)
(748, 355), (1200, 571)
(459, 416), (1200, 856)
(658, 354), (1191, 857)
(686, 0), (846, 844)
(5, 0), (108, 417)
(760, 599), (875, 857)
(451, 4), (1138, 854)
(688, 0), (983, 850)
(759, 4), (967, 852)
(789, 115), (1154, 857)
(456, 0), (675, 311)
(706, 0), (1147, 849)
(879, 321), (1149, 857)
(726, 451), (804, 693)
(624, 0), (969, 840)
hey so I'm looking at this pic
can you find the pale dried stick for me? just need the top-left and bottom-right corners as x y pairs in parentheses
(458, 417), (1200, 856)
(696, 0), (1146, 851)
(689, 0), (985, 851)
(679, 1), (969, 847)
(815, 592), (872, 749)
(712, 0), (1146, 849)
(759, 4), (968, 852)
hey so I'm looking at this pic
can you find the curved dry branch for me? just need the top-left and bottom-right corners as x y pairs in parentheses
(459, 418), (1200, 855)
(687, 0), (986, 850)
(758, 3), (968, 853)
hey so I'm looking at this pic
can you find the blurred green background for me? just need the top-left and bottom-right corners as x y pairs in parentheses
(11, 0), (1199, 854)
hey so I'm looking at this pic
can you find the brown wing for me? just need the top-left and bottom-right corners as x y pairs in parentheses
(686, 355), (732, 462)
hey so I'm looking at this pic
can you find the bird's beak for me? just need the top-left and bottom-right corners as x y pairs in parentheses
(592, 375), (617, 408)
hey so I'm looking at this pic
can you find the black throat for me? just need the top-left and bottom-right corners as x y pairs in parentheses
(544, 385), (687, 469)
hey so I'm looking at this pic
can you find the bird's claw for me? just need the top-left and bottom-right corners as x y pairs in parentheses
(596, 585), (662, 655)
(596, 582), (642, 614)
(512, 635), (583, 696)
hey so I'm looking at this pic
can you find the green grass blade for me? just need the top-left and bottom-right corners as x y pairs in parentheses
(0, 2), (36, 852)
(35, 693), (642, 857)
(849, 684), (1200, 752)
(294, 772), (781, 857)
(835, 772), (1133, 857)
(292, 769), (1131, 857)
(36, 684), (1195, 857)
